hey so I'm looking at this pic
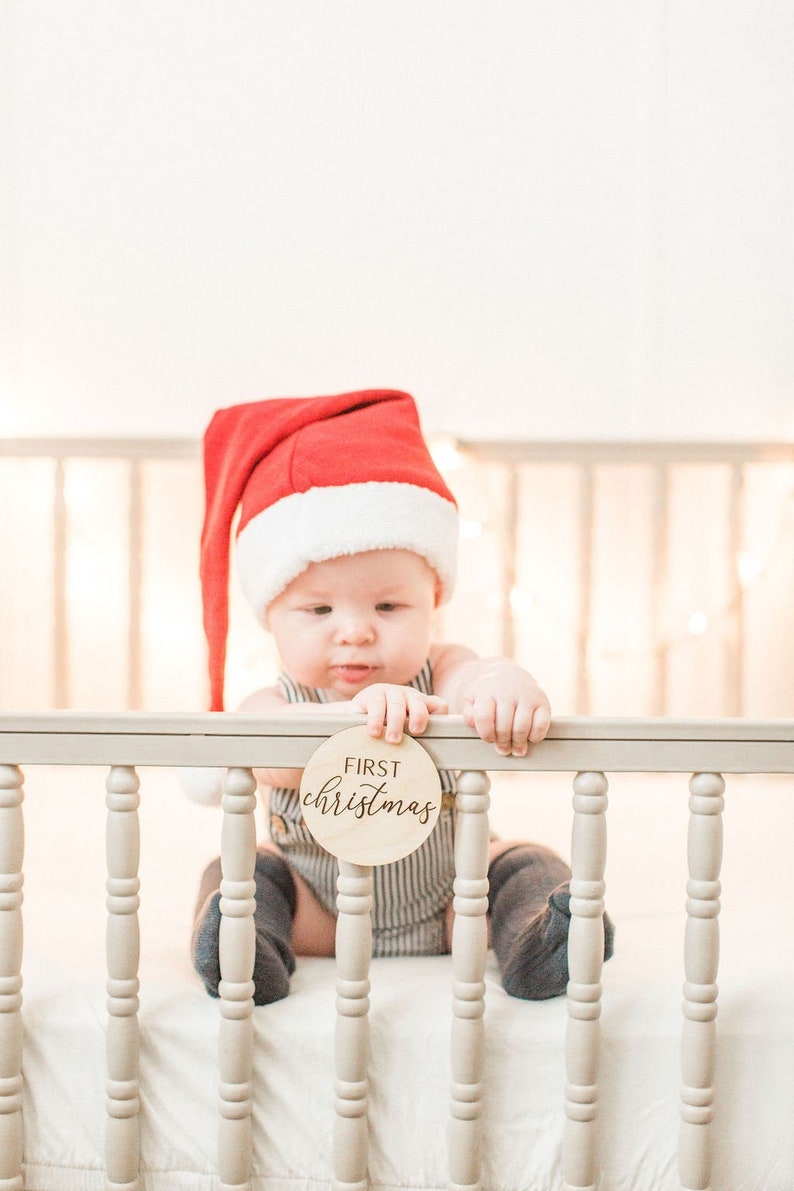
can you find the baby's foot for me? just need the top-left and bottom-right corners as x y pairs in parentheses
(192, 890), (293, 1006)
(500, 882), (614, 1001)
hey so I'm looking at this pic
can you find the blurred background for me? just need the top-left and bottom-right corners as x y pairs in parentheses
(1, 3), (792, 718)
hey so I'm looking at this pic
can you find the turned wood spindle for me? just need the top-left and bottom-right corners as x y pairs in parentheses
(449, 769), (491, 1191)
(334, 860), (373, 1191)
(563, 770), (608, 1191)
(679, 771), (724, 1191)
(218, 766), (258, 1191)
(105, 764), (142, 1191)
(0, 764), (25, 1191)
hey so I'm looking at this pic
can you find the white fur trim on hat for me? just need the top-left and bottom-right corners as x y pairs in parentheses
(236, 480), (458, 618)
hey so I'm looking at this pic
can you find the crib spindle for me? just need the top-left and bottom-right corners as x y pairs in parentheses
(0, 764), (24, 1191)
(334, 860), (373, 1191)
(679, 772), (724, 1191)
(105, 765), (142, 1191)
(218, 767), (258, 1191)
(563, 770), (608, 1191)
(448, 770), (491, 1191)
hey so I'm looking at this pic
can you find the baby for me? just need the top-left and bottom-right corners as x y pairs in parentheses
(190, 390), (613, 1004)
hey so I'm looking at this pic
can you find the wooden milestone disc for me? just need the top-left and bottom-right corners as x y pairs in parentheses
(299, 725), (442, 866)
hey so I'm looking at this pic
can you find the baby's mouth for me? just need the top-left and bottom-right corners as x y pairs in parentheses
(332, 664), (375, 683)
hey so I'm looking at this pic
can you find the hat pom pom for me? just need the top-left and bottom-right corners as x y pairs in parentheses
(179, 766), (226, 806)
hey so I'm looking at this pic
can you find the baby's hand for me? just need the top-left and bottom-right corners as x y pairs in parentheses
(350, 684), (448, 744)
(461, 661), (551, 757)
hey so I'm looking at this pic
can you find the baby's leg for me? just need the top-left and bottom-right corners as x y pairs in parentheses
(192, 848), (299, 1005)
(284, 850), (337, 958)
(487, 840), (614, 1000)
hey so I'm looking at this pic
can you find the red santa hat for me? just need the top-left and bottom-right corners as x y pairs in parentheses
(201, 389), (459, 711)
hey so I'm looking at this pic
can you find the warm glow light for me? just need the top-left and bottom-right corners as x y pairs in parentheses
(430, 438), (464, 473)
(774, 465), (794, 499)
(687, 611), (710, 637)
(736, 550), (763, 589)
(509, 586), (535, 613)
(67, 549), (117, 604)
(142, 612), (195, 649)
(460, 518), (484, 539)
(64, 466), (104, 515)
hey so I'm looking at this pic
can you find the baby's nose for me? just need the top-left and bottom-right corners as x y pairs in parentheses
(335, 615), (375, 643)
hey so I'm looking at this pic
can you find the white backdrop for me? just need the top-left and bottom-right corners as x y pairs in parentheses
(1, 3), (792, 442)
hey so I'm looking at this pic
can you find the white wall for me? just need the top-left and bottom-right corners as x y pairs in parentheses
(1, 2), (792, 441)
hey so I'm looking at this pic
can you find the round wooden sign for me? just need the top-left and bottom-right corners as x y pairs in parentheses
(299, 725), (442, 866)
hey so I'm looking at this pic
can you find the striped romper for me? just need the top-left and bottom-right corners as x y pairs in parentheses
(268, 660), (458, 957)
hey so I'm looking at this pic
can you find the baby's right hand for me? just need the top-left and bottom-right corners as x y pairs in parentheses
(350, 684), (448, 744)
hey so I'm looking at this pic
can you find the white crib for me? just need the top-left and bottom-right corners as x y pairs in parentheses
(1, 711), (792, 1191)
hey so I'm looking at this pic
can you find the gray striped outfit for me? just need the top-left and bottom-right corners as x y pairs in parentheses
(269, 661), (458, 957)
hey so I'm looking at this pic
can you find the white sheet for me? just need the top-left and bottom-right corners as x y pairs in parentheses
(17, 766), (794, 1191)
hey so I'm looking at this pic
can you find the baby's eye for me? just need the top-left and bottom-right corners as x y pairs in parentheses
(376, 602), (399, 613)
(309, 605), (333, 616)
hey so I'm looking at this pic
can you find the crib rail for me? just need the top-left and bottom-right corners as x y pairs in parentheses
(1, 713), (793, 1191)
(2, 711), (793, 770)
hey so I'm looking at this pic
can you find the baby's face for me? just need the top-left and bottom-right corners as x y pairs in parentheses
(265, 549), (440, 697)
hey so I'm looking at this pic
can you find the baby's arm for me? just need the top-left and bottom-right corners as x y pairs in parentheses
(238, 684), (334, 790)
(430, 643), (551, 757)
(180, 684), (312, 806)
(320, 644), (550, 757)
(237, 683), (444, 788)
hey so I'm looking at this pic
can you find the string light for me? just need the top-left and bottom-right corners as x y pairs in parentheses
(736, 550), (763, 589)
(687, 611), (710, 637)
(430, 438), (464, 473)
(464, 524), (793, 663)
(509, 586), (536, 613)
(432, 450), (794, 665)
(460, 518), (484, 539)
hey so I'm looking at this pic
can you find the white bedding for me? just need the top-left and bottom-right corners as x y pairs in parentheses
(18, 766), (794, 1191)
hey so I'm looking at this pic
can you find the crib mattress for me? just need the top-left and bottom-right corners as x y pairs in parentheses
(17, 766), (794, 1191)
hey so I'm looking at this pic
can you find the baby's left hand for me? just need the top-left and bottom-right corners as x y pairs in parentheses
(461, 660), (551, 757)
